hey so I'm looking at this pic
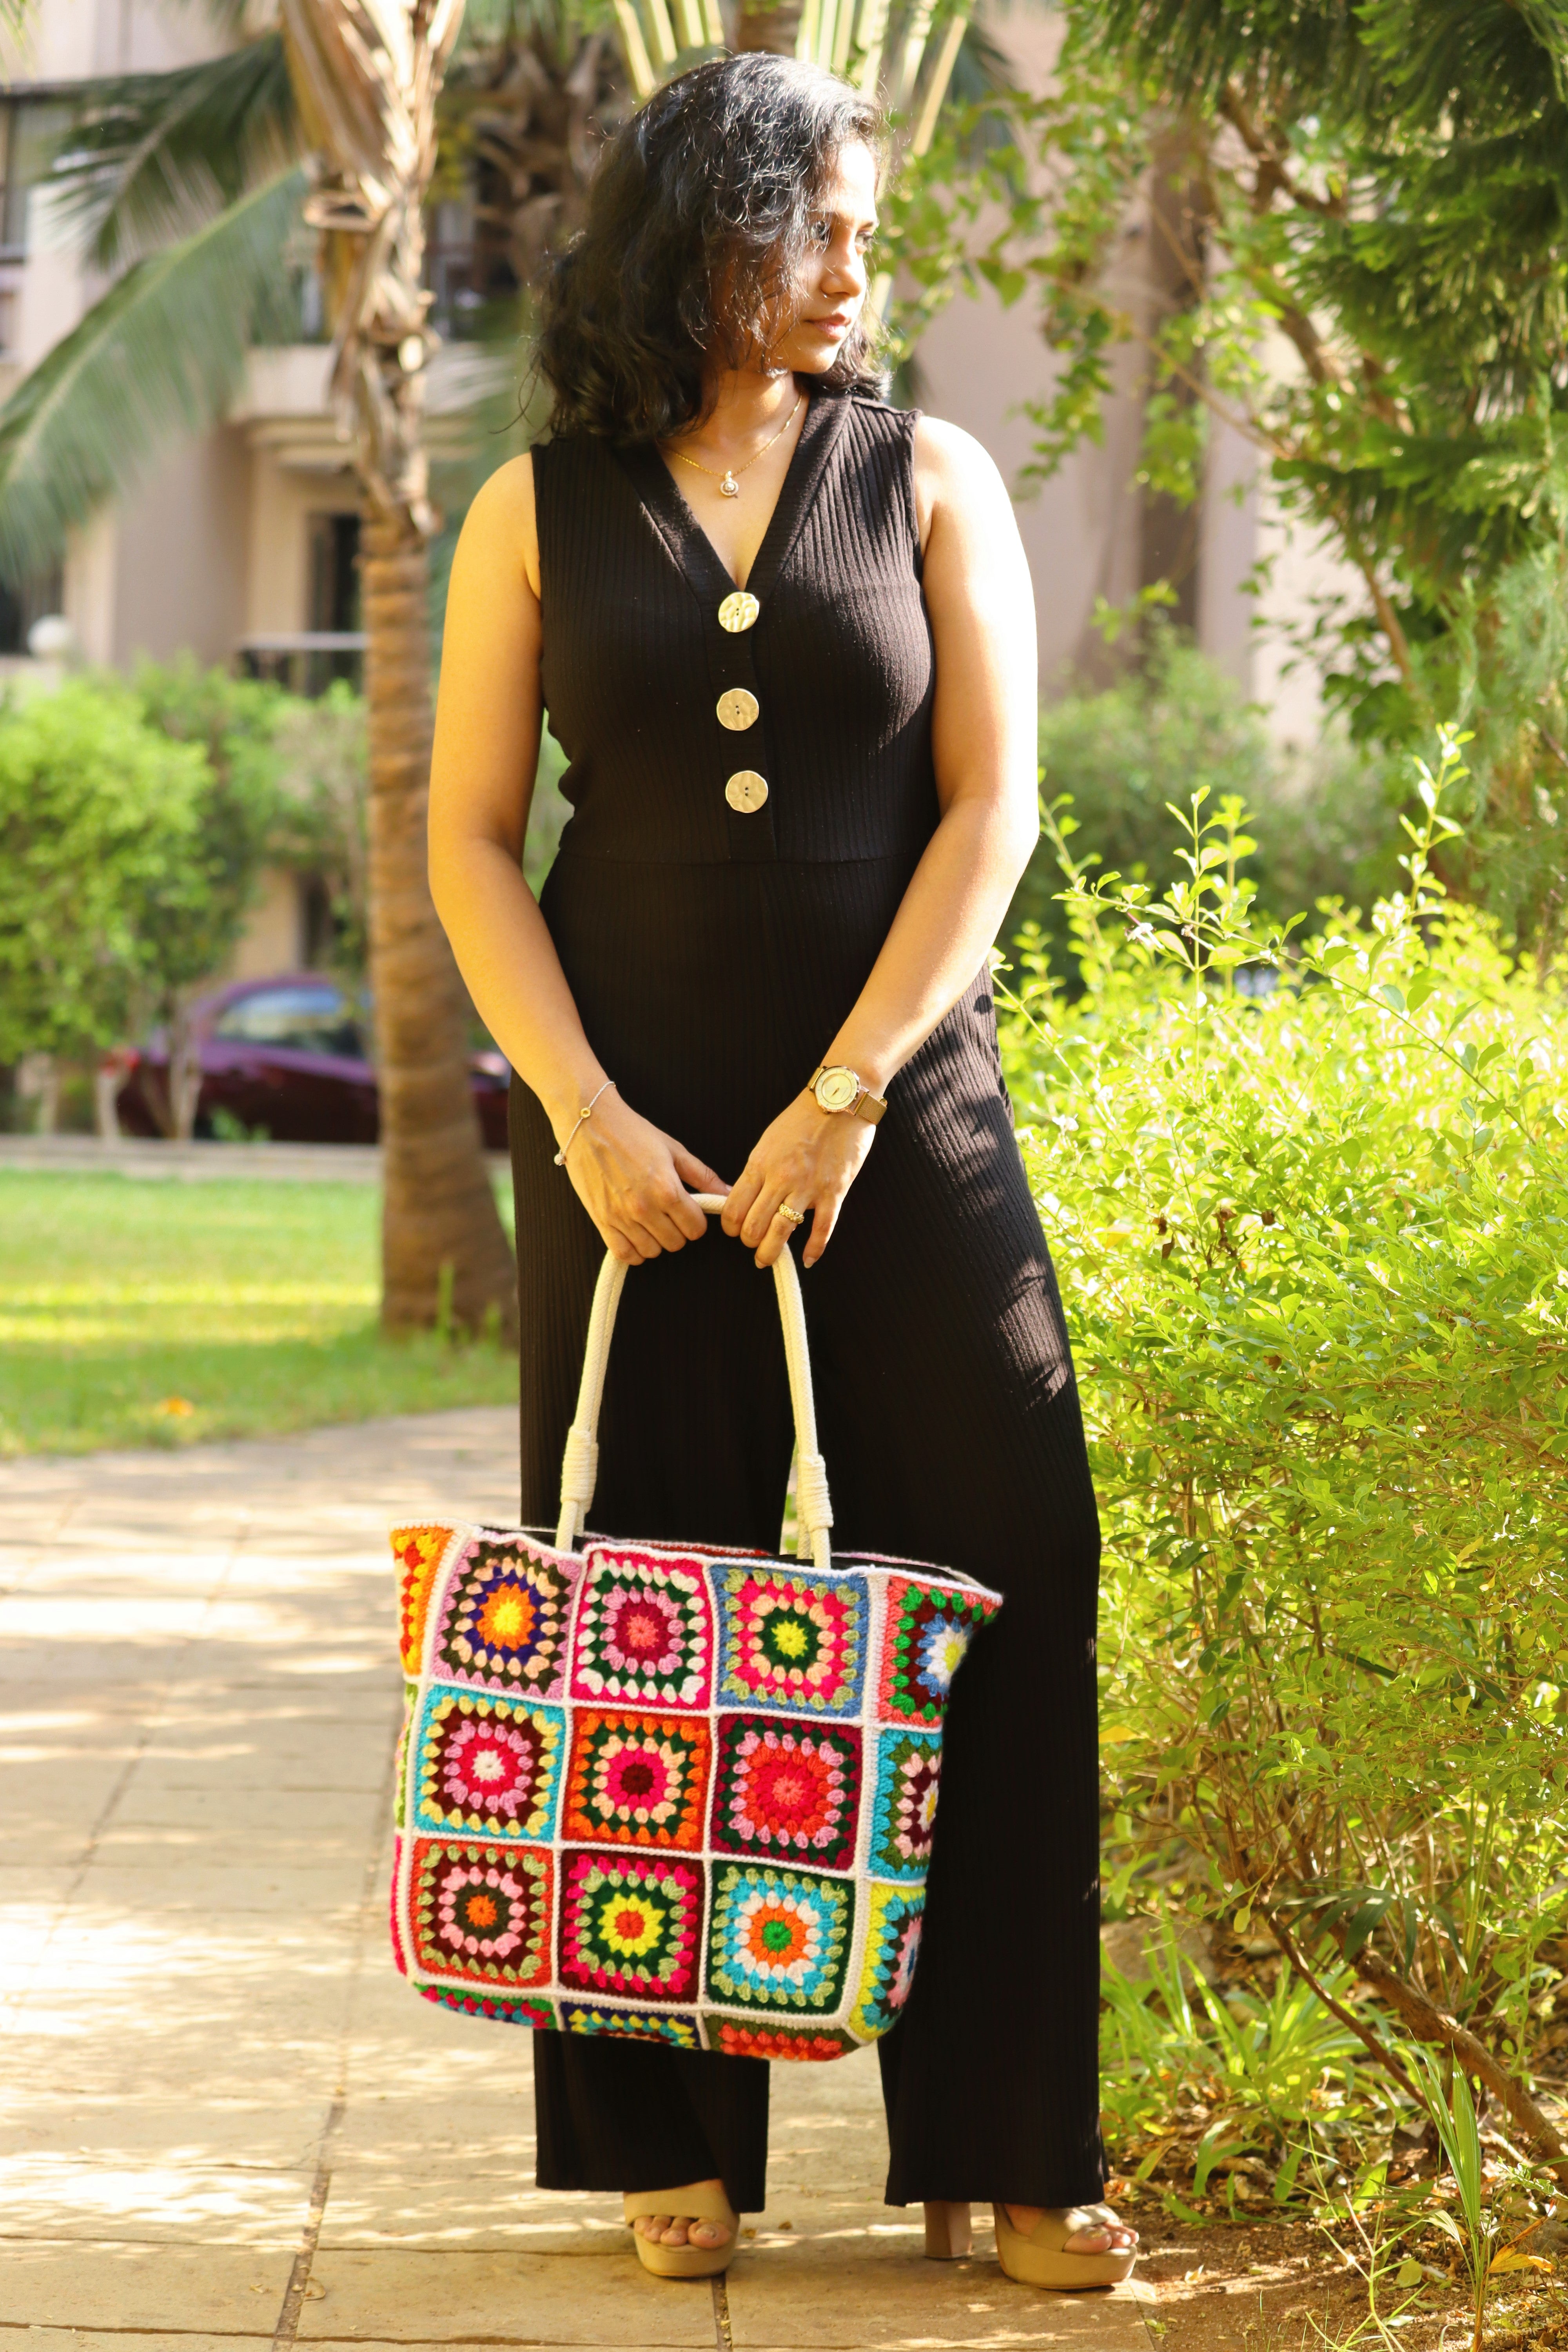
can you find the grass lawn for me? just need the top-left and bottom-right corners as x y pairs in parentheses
(0, 1170), (518, 1456)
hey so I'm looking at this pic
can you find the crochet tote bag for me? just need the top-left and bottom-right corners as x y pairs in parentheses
(388, 1195), (1002, 2062)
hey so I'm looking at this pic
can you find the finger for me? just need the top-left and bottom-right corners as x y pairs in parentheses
(750, 1190), (807, 1265)
(612, 1217), (664, 1263)
(619, 1195), (697, 1253)
(802, 1191), (843, 1268)
(644, 1204), (702, 1252)
(740, 1179), (789, 1254)
(722, 1164), (764, 1238)
(670, 1143), (730, 1201)
(660, 1172), (711, 1243)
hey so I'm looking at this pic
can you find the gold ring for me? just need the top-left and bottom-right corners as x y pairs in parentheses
(774, 1203), (806, 1226)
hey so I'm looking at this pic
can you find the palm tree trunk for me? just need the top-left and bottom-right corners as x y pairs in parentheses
(281, 0), (515, 1339)
(361, 500), (517, 1338)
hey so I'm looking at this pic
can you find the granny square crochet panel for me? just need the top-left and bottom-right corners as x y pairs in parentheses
(389, 1523), (1001, 2060)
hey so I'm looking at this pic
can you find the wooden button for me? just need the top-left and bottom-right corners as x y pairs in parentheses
(724, 770), (769, 813)
(717, 688), (759, 731)
(718, 590), (760, 632)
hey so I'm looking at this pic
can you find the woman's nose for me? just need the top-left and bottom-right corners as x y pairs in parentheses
(823, 240), (865, 297)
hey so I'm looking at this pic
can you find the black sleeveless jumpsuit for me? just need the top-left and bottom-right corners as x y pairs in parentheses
(512, 377), (1106, 2212)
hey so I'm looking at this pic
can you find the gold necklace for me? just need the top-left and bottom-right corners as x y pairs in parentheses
(664, 390), (804, 499)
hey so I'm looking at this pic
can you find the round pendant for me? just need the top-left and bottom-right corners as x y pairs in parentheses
(720, 472), (740, 498)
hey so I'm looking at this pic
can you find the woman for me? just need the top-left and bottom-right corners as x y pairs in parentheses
(427, 50), (1136, 2295)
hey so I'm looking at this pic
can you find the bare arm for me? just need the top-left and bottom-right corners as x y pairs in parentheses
(427, 455), (726, 1265)
(724, 414), (1040, 1267)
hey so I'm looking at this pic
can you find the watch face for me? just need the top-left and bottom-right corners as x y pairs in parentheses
(814, 1067), (860, 1112)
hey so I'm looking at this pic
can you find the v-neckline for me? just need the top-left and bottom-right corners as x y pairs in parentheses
(615, 381), (851, 608)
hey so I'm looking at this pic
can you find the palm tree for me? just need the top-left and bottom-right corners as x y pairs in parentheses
(277, 0), (520, 1336)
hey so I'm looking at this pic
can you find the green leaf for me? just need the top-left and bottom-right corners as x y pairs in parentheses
(0, 167), (307, 575)
(44, 36), (299, 270)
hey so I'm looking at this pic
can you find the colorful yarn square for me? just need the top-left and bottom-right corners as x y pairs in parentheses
(710, 1713), (861, 1871)
(433, 1538), (576, 1700)
(878, 1577), (992, 1727)
(559, 2001), (700, 2049)
(868, 1727), (942, 1882)
(419, 1984), (554, 2027)
(558, 1849), (704, 2003)
(706, 1862), (853, 2012)
(563, 1708), (711, 1849)
(392, 1524), (452, 1674)
(413, 1688), (564, 1841)
(570, 1550), (714, 1709)
(408, 1837), (552, 1989)
(848, 1883), (924, 2038)
(707, 2018), (858, 2061)
(715, 1568), (867, 1717)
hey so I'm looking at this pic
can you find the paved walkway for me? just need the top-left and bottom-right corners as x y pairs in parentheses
(0, 1410), (1152, 2352)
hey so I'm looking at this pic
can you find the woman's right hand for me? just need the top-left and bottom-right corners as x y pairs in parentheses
(559, 1088), (729, 1264)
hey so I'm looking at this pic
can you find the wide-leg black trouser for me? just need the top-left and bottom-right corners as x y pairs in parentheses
(510, 960), (1107, 2216)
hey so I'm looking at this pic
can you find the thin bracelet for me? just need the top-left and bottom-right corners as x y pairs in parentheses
(554, 1078), (616, 1168)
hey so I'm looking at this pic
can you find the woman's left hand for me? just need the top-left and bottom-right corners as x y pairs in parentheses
(722, 1091), (878, 1269)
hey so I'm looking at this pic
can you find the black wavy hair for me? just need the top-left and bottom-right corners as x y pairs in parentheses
(534, 53), (889, 442)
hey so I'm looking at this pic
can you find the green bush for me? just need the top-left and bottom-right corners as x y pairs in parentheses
(1001, 737), (1568, 2127)
(1009, 630), (1401, 972)
(0, 675), (211, 1061)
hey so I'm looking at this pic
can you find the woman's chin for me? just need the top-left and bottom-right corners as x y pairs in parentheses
(782, 340), (846, 376)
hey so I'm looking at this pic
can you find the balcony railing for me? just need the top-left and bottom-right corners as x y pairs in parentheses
(238, 633), (366, 698)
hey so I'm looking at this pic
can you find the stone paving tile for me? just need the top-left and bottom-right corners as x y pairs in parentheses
(0, 2337), (273, 2352)
(0, 2241), (300, 2329)
(0, 1410), (1147, 2352)
(296, 2250), (718, 2345)
(0, 2154), (314, 2243)
(723, 2221), (1152, 2350)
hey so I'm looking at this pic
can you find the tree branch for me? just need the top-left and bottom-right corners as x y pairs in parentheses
(1259, 1899), (1423, 2103)
(1263, 1890), (1568, 2174)
(1219, 81), (1346, 221)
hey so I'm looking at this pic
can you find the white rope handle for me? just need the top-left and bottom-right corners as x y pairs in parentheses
(554, 1193), (835, 1571)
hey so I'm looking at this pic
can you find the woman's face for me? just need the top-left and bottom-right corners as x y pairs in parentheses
(766, 138), (880, 376)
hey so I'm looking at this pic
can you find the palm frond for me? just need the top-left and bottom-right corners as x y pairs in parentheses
(0, 166), (308, 577)
(45, 35), (299, 270)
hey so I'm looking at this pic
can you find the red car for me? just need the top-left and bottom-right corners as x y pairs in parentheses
(115, 975), (511, 1149)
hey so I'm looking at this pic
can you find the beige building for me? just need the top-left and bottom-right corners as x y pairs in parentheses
(1, 0), (1341, 974)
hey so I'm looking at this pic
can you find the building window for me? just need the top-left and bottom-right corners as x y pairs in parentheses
(307, 511), (361, 635)
(0, 101), (30, 259)
(238, 513), (364, 697)
(0, 560), (64, 656)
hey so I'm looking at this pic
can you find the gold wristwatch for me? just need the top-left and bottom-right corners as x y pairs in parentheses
(808, 1063), (888, 1124)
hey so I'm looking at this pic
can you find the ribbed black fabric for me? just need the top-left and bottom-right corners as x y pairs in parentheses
(535, 384), (936, 869)
(516, 378), (1107, 2214)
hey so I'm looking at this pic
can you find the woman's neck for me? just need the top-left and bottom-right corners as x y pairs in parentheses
(669, 367), (804, 456)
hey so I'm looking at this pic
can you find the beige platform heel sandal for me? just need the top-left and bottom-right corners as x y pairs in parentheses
(624, 2181), (739, 2281)
(991, 2201), (1138, 2290)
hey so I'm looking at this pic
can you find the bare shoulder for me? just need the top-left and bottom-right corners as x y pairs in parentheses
(458, 450), (539, 594)
(910, 414), (1012, 552)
